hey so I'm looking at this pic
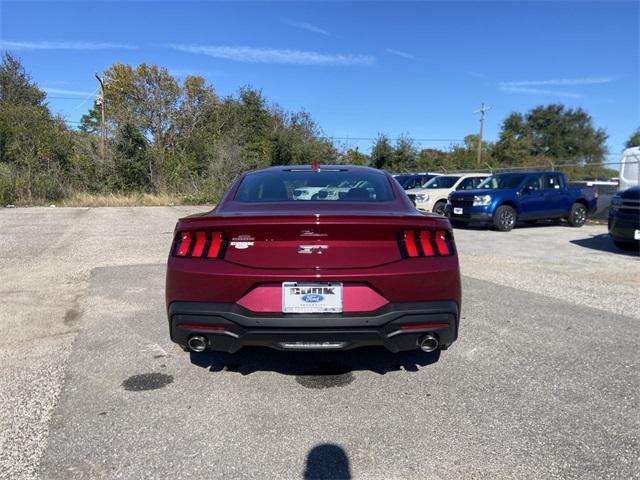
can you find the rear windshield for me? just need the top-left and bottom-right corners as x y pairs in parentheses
(478, 174), (526, 189)
(235, 170), (395, 202)
(423, 176), (460, 189)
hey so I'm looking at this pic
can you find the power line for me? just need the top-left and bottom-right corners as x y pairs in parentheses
(46, 96), (96, 100)
(322, 136), (464, 143)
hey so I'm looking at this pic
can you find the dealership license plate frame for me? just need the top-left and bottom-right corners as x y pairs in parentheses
(453, 207), (463, 215)
(282, 282), (343, 313)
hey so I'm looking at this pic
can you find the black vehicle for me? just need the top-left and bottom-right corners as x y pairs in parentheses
(394, 174), (439, 190)
(608, 186), (640, 251)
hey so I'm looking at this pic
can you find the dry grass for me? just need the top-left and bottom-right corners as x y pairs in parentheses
(58, 192), (191, 207)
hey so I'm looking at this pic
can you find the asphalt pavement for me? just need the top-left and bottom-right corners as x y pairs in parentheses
(0, 207), (638, 479)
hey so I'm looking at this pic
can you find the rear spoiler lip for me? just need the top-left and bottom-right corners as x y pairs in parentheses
(176, 214), (451, 230)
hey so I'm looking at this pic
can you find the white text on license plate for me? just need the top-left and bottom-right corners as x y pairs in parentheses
(282, 282), (343, 313)
(634, 229), (640, 240)
(453, 207), (463, 215)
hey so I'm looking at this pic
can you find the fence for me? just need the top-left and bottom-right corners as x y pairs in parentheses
(435, 159), (638, 176)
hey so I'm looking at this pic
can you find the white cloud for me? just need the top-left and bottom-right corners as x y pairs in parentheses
(168, 44), (375, 67)
(284, 20), (330, 36)
(0, 40), (136, 50)
(467, 71), (488, 79)
(43, 87), (95, 97)
(45, 80), (74, 86)
(168, 68), (217, 78)
(499, 85), (584, 99)
(385, 48), (421, 61)
(501, 76), (616, 87)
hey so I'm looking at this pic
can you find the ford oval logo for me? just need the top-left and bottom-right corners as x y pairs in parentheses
(301, 293), (324, 303)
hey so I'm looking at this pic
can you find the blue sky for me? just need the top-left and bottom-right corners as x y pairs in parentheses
(1, 1), (638, 162)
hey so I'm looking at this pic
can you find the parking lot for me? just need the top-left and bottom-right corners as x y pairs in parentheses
(1, 207), (638, 480)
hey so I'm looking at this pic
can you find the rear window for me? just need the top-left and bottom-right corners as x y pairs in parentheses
(423, 176), (460, 189)
(235, 169), (395, 202)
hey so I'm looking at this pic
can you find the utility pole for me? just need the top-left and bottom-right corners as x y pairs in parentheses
(474, 103), (491, 166)
(95, 73), (106, 162)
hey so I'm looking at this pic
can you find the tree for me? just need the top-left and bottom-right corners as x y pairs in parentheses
(79, 102), (101, 135)
(0, 52), (46, 107)
(625, 128), (640, 148)
(89, 63), (181, 147)
(339, 147), (369, 166)
(370, 134), (394, 170)
(0, 53), (72, 202)
(417, 148), (447, 172)
(113, 122), (150, 191)
(392, 135), (418, 172)
(494, 104), (608, 166)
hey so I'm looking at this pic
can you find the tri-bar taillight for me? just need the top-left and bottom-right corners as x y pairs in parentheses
(173, 231), (224, 258)
(400, 229), (453, 258)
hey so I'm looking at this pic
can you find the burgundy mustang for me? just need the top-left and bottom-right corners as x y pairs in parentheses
(166, 165), (461, 354)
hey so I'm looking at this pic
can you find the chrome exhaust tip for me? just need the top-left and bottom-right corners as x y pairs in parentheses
(419, 335), (439, 353)
(187, 335), (208, 353)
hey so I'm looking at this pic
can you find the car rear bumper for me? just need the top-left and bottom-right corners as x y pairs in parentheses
(168, 300), (459, 353)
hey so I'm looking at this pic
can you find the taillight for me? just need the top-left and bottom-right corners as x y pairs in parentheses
(175, 231), (192, 257)
(400, 229), (453, 257)
(403, 230), (419, 257)
(173, 230), (225, 258)
(434, 230), (451, 256)
(418, 231), (435, 256)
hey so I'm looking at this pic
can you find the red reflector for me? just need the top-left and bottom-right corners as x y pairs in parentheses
(191, 231), (206, 257)
(399, 322), (449, 330)
(435, 230), (451, 256)
(207, 231), (222, 258)
(403, 230), (418, 257)
(176, 232), (191, 256)
(419, 230), (435, 257)
(176, 323), (225, 331)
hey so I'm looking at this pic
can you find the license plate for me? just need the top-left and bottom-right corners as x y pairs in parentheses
(453, 207), (463, 215)
(282, 282), (343, 313)
(635, 230), (640, 240)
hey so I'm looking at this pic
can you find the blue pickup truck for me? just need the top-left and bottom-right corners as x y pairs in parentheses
(446, 171), (597, 231)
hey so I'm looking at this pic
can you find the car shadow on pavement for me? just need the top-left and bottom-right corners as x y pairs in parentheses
(570, 234), (639, 256)
(189, 346), (440, 376)
(453, 219), (565, 231)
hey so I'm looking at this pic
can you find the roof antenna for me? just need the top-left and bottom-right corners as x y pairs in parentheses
(311, 160), (320, 171)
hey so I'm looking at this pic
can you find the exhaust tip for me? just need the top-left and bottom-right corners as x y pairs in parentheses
(187, 335), (208, 353)
(419, 335), (439, 353)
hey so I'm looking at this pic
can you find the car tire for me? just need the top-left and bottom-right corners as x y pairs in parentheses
(433, 201), (447, 216)
(493, 205), (516, 232)
(613, 239), (639, 252)
(568, 202), (587, 227)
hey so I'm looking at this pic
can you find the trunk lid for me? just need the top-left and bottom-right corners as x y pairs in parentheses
(177, 214), (445, 269)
